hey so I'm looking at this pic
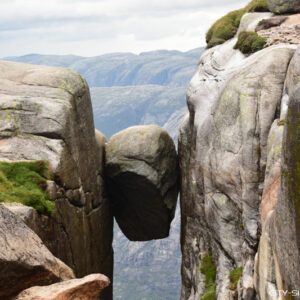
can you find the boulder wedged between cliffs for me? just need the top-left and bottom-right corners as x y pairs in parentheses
(105, 125), (179, 241)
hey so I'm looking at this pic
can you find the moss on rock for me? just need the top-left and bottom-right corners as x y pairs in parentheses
(229, 267), (243, 290)
(200, 255), (217, 300)
(0, 161), (54, 215)
(277, 119), (287, 126)
(206, 0), (269, 48)
(234, 31), (267, 54)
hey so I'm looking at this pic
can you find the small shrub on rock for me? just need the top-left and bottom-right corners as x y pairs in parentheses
(229, 267), (243, 290)
(200, 255), (216, 300)
(206, 0), (269, 48)
(234, 31), (267, 54)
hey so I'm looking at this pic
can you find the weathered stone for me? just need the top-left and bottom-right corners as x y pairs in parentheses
(258, 16), (300, 47)
(15, 274), (110, 300)
(254, 211), (278, 300)
(0, 60), (113, 299)
(260, 121), (283, 225)
(267, 0), (300, 14)
(238, 12), (273, 33)
(4, 203), (74, 268)
(179, 40), (295, 299)
(273, 46), (300, 293)
(0, 204), (74, 299)
(256, 16), (288, 31)
(106, 124), (178, 241)
(95, 129), (106, 166)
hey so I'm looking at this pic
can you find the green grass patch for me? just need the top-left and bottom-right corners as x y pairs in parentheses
(229, 267), (243, 290)
(234, 31), (266, 54)
(206, 0), (269, 48)
(200, 255), (217, 300)
(0, 161), (55, 215)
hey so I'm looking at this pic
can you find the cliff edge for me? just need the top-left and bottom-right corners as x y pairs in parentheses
(179, 0), (300, 299)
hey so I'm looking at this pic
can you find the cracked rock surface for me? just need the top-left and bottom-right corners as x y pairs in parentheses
(0, 61), (113, 299)
(179, 10), (300, 299)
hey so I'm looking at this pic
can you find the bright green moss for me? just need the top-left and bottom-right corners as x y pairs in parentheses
(200, 255), (217, 300)
(234, 31), (267, 54)
(245, 0), (269, 12)
(229, 267), (243, 290)
(206, 9), (244, 48)
(206, 0), (269, 48)
(0, 161), (54, 215)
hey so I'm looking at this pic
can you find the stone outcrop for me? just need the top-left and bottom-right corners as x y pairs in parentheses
(271, 45), (300, 294)
(106, 125), (178, 241)
(255, 16), (287, 31)
(250, 41), (300, 300)
(267, 0), (300, 14)
(257, 15), (300, 47)
(179, 6), (300, 299)
(15, 274), (110, 300)
(4, 202), (74, 266)
(0, 205), (74, 299)
(0, 61), (113, 299)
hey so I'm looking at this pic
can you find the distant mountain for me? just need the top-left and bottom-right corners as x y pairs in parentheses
(5, 48), (202, 87)
(4, 48), (203, 300)
(91, 85), (186, 138)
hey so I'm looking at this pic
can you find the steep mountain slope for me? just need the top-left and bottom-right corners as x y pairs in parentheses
(4, 48), (203, 300)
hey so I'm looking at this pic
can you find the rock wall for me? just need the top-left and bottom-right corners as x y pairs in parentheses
(105, 125), (178, 242)
(0, 204), (74, 299)
(0, 61), (113, 299)
(179, 7), (300, 300)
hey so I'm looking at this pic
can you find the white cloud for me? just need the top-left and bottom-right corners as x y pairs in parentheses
(0, 0), (249, 57)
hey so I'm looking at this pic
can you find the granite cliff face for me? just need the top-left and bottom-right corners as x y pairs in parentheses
(179, 2), (300, 299)
(0, 61), (113, 298)
(4, 1), (300, 299)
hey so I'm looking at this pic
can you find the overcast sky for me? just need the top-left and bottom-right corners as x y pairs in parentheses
(0, 0), (248, 57)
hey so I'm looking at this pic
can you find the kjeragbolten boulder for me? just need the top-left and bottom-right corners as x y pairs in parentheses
(105, 125), (179, 241)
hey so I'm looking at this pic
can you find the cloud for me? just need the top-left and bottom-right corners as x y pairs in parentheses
(0, 0), (249, 57)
